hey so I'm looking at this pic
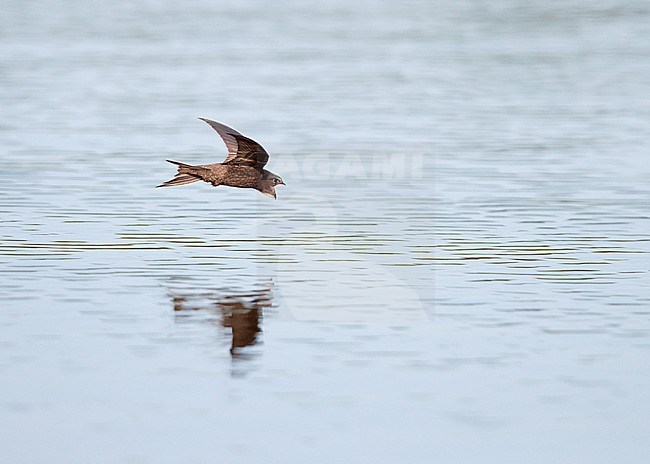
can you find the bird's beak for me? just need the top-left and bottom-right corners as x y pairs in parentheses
(280, 180), (286, 186)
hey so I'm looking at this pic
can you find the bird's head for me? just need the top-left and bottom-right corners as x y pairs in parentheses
(260, 173), (285, 199)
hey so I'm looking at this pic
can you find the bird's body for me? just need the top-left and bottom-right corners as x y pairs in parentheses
(158, 119), (285, 199)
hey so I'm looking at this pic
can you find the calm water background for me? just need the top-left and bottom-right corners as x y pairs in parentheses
(2, 0), (650, 462)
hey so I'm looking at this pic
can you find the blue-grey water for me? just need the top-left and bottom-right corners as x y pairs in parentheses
(2, 1), (650, 463)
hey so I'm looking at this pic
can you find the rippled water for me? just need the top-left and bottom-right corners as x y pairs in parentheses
(2, 1), (650, 462)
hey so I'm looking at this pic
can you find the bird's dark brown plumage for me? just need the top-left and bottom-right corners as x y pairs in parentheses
(157, 118), (284, 199)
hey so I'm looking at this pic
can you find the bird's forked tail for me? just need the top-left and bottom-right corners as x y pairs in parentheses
(157, 160), (203, 188)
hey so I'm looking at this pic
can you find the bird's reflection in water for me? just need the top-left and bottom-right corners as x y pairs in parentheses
(171, 285), (273, 363)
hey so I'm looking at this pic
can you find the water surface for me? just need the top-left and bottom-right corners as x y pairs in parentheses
(1, 1), (650, 463)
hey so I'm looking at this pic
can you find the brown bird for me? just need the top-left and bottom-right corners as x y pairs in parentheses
(157, 118), (285, 199)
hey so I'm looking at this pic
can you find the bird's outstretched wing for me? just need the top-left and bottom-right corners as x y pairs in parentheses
(199, 118), (270, 170)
